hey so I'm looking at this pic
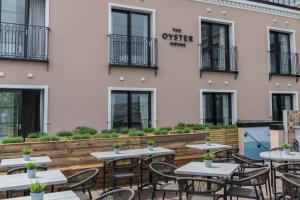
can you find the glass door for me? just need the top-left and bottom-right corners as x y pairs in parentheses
(0, 90), (21, 139)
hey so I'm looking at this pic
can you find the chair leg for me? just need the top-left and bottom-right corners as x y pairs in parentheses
(259, 185), (265, 200)
(268, 178), (272, 200)
(140, 162), (143, 191)
(254, 186), (260, 200)
(130, 177), (132, 189)
(88, 189), (92, 200)
(162, 191), (166, 200)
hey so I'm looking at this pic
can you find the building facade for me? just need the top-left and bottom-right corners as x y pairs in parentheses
(0, 0), (300, 137)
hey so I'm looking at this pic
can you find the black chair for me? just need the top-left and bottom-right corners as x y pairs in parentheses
(58, 168), (99, 200)
(281, 173), (300, 199)
(226, 167), (271, 200)
(95, 189), (135, 200)
(177, 177), (225, 200)
(214, 148), (239, 163)
(149, 162), (178, 200)
(232, 154), (266, 172)
(140, 153), (175, 190)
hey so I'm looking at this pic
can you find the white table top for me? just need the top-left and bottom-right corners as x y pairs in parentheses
(3, 191), (80, 200)
(186, 143), (232, 151)
(91, 147), (175, 161)
(0, 156), (52, 168)
(0, 170), (67, 192)
(175, 162), (240, 178)
(260, 151), (300, 162)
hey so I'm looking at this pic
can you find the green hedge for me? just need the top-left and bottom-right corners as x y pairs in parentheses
(2, 137), (24, 144)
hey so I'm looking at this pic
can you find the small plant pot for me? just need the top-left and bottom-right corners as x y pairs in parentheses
(284, 148), (290, 155)
(30, 192), (44, 200)
(27, 169), (37, 178)
(113, 148), (120, 154)
(206, 141), (211, 146)
(148, 145), (154, 151)
(23, 154), (30, 161)
(204, 160), (212, 168)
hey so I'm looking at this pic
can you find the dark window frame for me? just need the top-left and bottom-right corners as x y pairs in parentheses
(111, 90), (152, 130)
(201, 21), (230, 70)
(272, 93), (294, 121)
(203, 92), (232, 125)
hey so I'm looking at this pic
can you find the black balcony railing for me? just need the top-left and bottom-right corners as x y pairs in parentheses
(200, 45), (238, 78)
(109, 34), (158, 71)
(0, 22), (49, 61)
(247, 0), (300, 10)
(268, 51), (300, 81)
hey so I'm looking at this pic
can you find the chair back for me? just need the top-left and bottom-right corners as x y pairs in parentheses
(105, 157), (140, 175)
(214, 148), (239, 161)
(276, 163), (300, 175)
(232, 154), (265, 171)
(66, 168), (99, 191)
(177, 177), (224, 200)
(281, 173), (300, 199)
(143, 153), (175, 166)
(149, 162), (177, 182)
(95, 188), (135, 200)
(7, 166), (47, 175)
(230, 167), (270, 187)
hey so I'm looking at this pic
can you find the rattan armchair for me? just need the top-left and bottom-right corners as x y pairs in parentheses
(95, 189), (135, 200)
(177, 177), (225, 200)
(214, 148), (239, 163)
(226, 167), (271, 199)
(149, 162), (178, 200)
(58, 168), (99, 200)
(232, 154), (266, 172)
(281, 173), (300, 199)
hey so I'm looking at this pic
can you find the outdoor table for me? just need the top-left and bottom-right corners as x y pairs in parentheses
(260, 151), (300, 196)
(186, 143), (232, 152)
(0, 170), (67, 192)
(0, 156), (52, 168)
(91, 147), (175, 193)
(2, 191), (80, 200)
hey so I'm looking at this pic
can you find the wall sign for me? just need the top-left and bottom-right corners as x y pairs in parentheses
(162, 28), (194, 47)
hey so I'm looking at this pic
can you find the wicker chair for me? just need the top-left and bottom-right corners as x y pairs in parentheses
(149, 162), (178, 200)
(95, 189), (135, 200)
(226, 167), (271, 199)
(281, 173), (300, 199)
(177, 177), (225, 200)
(214, 148), (239, 163)
(232, 154), (266, 172)
(6, 166), (48, 198)
(58, 168), (99, 200)
(140, 153), (175, 190)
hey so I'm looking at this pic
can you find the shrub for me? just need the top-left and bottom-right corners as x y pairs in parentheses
(205, 124), (221, 130)
(154, 129), (168, 135)
(223, 124), (236, 129)
(111, 133), (120, 138)
(187, 124), (195, 127)
(113, 143), (121, 149)
(120, 129), (130, 134)
(282, 143), (291, 149)
(128, 130), (145, 137)
(143, 128), (155, 133)
(23, 146), (31, 155)
(28, 132), (47, 138)
(100, 133), (111, 139)
(57, 131), (73, 137)
(160, 127), (172, 131)
(30, 182), (45, 194)
(175, 129), (185, 134)
(177, 122), (186, 127)
(184, 127), (191, 133)
(72, 134), (91, 140)
(193, 125), (205, 130)
(101, 129), (117, 134)
(203, 151), (215, 160)
(39, 135), (60, 142)
(26, 162), (37, 170)
(76, 127), (97, 135)
(2, 137), (23, 144)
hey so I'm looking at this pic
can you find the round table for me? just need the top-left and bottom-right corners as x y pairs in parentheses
(260, 151), (300, 197)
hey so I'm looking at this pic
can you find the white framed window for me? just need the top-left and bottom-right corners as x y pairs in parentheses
(269, 91), (298, 121)
(198, 17), (235, 71)
(108, 87), (157, 130)
(200, 89), (237, 125)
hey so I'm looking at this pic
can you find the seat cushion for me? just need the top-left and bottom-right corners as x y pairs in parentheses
(157, 183), (178, 192)
(226, 187), (261, 199)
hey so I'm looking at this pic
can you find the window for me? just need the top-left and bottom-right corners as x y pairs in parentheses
(270, 31), (292, 74)
(0, 0), (48, 60)
(111, 91), (152, 130)
(203, 93), (232, 125)
(272, 94), (293, 121)
(109, 9), (155, 67)
(201, 21), (230, 70)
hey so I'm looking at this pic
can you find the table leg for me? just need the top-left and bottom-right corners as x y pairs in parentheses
(103, 161), (106, 193)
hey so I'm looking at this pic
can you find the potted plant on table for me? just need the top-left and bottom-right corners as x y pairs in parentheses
(113, 143), (121, 154)
(26, 162), (37, 178)
(147, 140), (155, 151)
(203, 151), (215, 168)
(205, 136), (211, 146)
(30, 182), (45, 200)
(23, 146), (32, 161)
(282, 143), (292, 155)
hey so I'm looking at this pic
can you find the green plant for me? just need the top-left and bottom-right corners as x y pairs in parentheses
(205, 136), (211, 142)
(223, 124), (236, 129)
(282, 143), (291, 149)
(184, 127), (191, 133)
(147, 140), (155, 146)
(101, 129), (117, 134)
(113, 143), (121, 149)
(128, 130), (145, 137)
(143, 128), (155, 133)
(28, 132), (47, 139)
(39, 135), (60, 142)
(23, 146), (31, 155)
(154, 129), (168, 135)
(160, 127), (172, 131)
(100, 133), (111, 139)
(26, 162), (37, 170)
(57, 131), (73, 137)
(76, 127), (98, 135)
(175, 129), (185, 134)
(30, 182), (45, 194)
(193, 125), (205, 130)
(111, 133), (119, 138)
(120, 129), (130, 134)
(72, 134), (91, 140)
(203, 151), (215, 160)
(2, 137), (23, 144)
(177, 122), (186, 127)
